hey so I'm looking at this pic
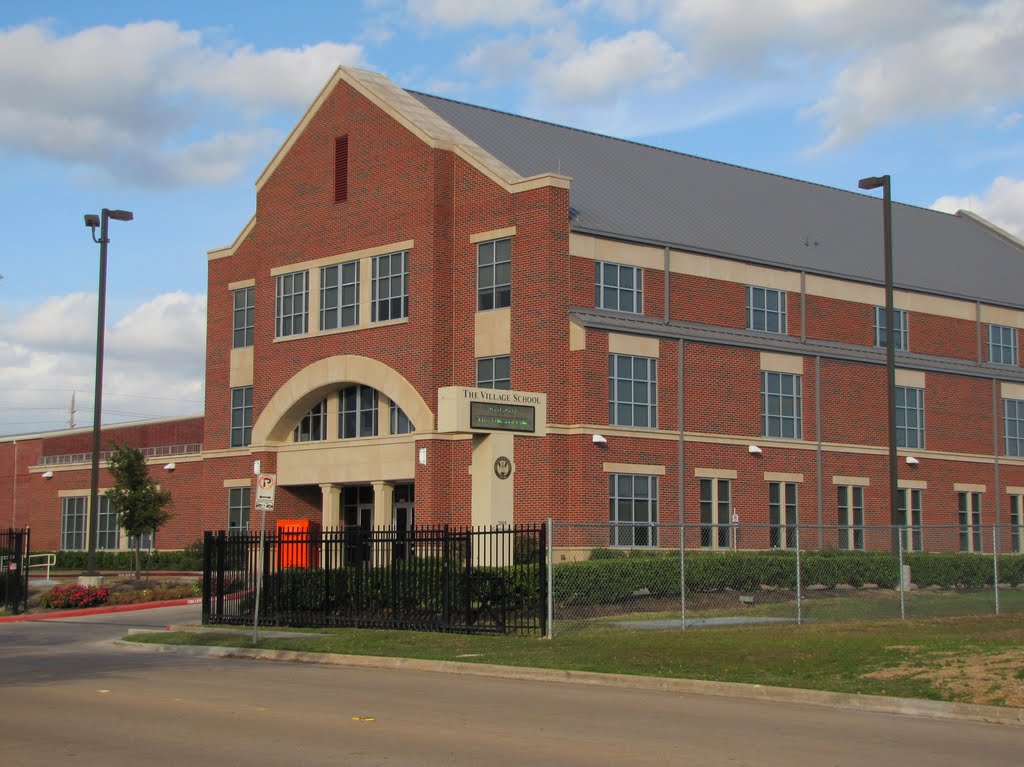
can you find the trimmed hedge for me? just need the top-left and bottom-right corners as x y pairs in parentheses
(48, 542), (203, 572)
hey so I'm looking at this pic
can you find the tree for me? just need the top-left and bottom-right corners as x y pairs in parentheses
(105, 443), (173, 579)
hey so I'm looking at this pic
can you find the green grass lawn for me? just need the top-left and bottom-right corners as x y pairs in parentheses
(126, 612), (1024, 706)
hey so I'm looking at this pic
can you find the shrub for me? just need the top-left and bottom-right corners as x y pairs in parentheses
(39, 584), (110, 609)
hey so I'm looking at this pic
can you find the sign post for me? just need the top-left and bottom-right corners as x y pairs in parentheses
(252, 472), (276, 645)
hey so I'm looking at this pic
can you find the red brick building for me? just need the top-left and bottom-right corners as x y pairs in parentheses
(3, 66), (1024, 555)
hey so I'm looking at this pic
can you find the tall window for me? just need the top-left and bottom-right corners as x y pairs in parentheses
(129, 532), (155, 551)
(609, 474), (658, 547)
(372, 251), (409, 322)
(769, 482), (797, 549)
(294, 399), (328, 442)
(746, 286), (786, 333)
(595, 262), (642, 314)
(896, 386), (925, 449)
(609, 354), (657, 428)
(477, 355), (511, 390)
(958, 491), (982, 552)
(61, 496), (86, 551)
(837, 485), (864, 551)
(700, 478), (731, 549)
(477, 238), (511, 311)
(1010, 495), (1022, 554)
(340, 384), (378, 438)
(321, 262), (359, 330)
(1004, 399), (1024, 456)
(275, 271), (308, 337)
(873, 306), (908, 350)
(229, 487), (251, 535)
(988, 324), (1018, 366)
(96, 495), (120, 551)
(389, 401), (414, 435)
(897, 488), (923, 551)
(230, 386), (253, 448)
(232, 287), (254, 348)
(761, 371), (802, 439)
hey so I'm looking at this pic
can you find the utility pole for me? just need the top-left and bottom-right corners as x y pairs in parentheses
(69, 391), (77, 429)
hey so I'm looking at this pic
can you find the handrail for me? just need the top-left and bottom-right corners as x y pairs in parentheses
(27, 553), (57, 581)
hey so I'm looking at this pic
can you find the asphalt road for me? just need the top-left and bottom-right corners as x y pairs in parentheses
(0, 605), (1020, 766)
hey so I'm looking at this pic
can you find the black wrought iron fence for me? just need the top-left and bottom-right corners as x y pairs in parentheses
(203, 525), (546, 635)
(1, 527), (30, 615)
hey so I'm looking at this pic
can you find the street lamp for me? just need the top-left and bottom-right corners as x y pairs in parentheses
(82, 208), (133, 579)
(858, 175), (899, 550)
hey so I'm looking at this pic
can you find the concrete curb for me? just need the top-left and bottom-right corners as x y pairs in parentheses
(119, 628), (1024, 728)
(0, 598), (202, 624)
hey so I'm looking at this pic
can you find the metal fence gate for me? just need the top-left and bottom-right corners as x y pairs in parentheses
(1, 527), (30, 615)
(203, 525), (546, 635)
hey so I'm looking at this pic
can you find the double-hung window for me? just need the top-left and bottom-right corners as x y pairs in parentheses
(837, 485), (864, 550)
(477, 355), (511, 390)
(873, 306), (908, 350)
(477, 238), (511, 311)
(897, 488), (923, 551)
(1010, 495), (1023, 554)
(609, 354), (657, 428)
(769, 482), (797, 549)
(896, 386), (924, 449)
(230, 386), (253, 448)
(61, 496), (87, 551)
(372, 251), (409, 322)
(700, 478), (732, 549)
(958, 492), (982, 552)
(275, 271), (308, 337)
(340, 384), (378, 438)
(988, 324), (1018, 366)
(229, 487), (251, 535)
(761, 371), (802, 439)
(320, 262), (359, 330)
(1004, 399), (1024, 456)
(609, 474), (658, 547)
(232, 287), (254, 348)
(595, 261), (642, 313)
(746, 286), (786, 333)
(96, 495), (120, 551)
(294, 399), (328, 442)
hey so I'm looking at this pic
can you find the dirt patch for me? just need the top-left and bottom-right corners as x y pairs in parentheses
(864, 648), (1024, 707)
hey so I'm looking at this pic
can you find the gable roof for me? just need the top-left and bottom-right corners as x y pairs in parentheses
(412, 91), (1024, 310)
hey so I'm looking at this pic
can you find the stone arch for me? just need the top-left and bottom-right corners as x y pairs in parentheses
(250, 355), (434, 446)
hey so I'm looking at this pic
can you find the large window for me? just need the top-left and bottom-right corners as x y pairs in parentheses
(232, 287), (255, 348)
(837, 485), (864, 551)
(1005, 399), (1024, 456)
(896, 386), (925, 449)
(477, 238), (511, 311)
(988, 324), (1018, 366)
(389, 401), (414, 435)
(1010, 495), (1022, 554)
(609, 354), (657, 428)
(229, 487), (250, 535)
(595, 261), (642, 314)
(129, 532), (155, 551)
(294, 399), (328, 442)
(700, 478), (732, 549)
(372, 251), (409, 322)
(958, 491), (982, 552)
(96, 495), (120, 551)
(61, 496), (86, 551)
(321, 261), (359, 330)
(761, 371), (802, 439)
(769, 482), (797, 549)
(230, 386), (253, 448)
(873, 306), (908, 350)
(897, 488), (923, 551)
(609, 474), (658, 547)
(477, 355), (511, 390)
(340, 384), (378, 438)
(275, 271), (308, 337)
(746, 286), (786, 333)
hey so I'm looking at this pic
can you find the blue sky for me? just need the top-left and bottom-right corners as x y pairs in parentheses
(1, 1), (1022, 435)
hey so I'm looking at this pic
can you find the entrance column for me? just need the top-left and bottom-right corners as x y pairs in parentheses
(320, 483), (341, 528)
(372, 481), (394, 529)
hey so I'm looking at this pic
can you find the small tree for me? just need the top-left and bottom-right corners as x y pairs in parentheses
(106, 443), (173, 578)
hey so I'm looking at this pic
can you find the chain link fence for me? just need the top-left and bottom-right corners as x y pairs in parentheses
(547, 522), (1024, 636)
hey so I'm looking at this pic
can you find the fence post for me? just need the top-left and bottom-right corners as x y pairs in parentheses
(201, 531), (212, 625)
(546, 518), (554, 639)
(215, 531), (225, 622)
(680, 520), (686, 629)
(898, 527), (905, 621)
(993, 527), (1000, 616)
(795, 526), (802, 625)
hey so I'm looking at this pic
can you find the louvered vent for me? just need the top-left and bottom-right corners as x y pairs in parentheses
(334, 135), (349, 203)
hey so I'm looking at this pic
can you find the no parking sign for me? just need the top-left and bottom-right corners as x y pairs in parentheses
(255, 473), (277, 511)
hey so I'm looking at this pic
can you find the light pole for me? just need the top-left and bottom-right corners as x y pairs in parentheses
(858, 175), (899, 550)
(82, 208), (133, 578)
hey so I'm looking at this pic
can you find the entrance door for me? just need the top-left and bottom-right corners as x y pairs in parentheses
(392, 483), (415, 560)
(343, 485), (373, 564)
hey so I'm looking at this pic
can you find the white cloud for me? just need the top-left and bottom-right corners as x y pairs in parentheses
(0, 22), (364, 187)
(407, 0), (560, 26)
(0, 292), (206, 435)
(932, 176), (1024, 240)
